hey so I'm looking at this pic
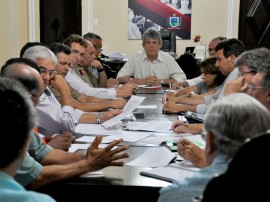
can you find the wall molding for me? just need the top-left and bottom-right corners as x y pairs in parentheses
(227, 0), (236, 38)
(86, 0), (93, 32)
(28, 0), (35, 41)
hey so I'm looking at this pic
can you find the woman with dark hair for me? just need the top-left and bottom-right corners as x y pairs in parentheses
(168, 57), (226, 101)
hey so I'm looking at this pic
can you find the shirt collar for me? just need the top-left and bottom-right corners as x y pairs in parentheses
(142, 50), (163, 63)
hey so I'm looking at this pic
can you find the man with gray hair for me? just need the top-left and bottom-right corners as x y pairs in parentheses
(158, 93), (270, 202)
(0, 57), (129, 189)
(117, 27), (186, 85)
(225, 47), (270, 97)
(22, 45), (122, 137)
(247, 47), (270, 111)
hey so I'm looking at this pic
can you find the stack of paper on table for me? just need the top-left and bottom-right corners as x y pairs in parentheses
(140, 160), (201, 182)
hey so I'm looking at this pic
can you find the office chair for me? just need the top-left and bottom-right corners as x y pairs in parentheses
(160, 30), (176, 54)
(201, 132), (270, 202)
(175, 52), (201, 79)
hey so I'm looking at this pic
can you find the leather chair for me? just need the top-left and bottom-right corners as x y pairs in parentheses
(160, 30), (176, 54)
(201, 132), (270, 202)
(175, 52), (201, 79)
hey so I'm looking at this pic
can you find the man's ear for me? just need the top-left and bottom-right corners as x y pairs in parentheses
(230, 54), (237, 64)
(205, 131), (216, 155)
(266, 88), (270, 102)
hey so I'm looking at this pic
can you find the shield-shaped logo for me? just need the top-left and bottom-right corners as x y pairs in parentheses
(169, 16), (179, 28)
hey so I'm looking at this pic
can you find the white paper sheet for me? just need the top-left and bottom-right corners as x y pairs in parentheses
(126, 147), (176, 167)
(102, 95), (145, 128)
(126, 120), (173, 133)
(75, 123), (122, 135)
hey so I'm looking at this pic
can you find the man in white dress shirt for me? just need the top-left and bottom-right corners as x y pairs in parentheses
(63, 34), (137, 99)
(116, 27), (186, 85)
(23, 45), (122, 137)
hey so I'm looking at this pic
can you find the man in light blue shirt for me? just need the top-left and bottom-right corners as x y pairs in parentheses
(158, 93), (270, 202)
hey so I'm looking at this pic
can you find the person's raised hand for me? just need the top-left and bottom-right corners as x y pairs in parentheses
(84, 135), (129, 171)
(177, 138), (207, 168)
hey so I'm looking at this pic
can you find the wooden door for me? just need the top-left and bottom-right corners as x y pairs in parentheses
(40, 0), (82, 45)
(238, 0), (270, 50)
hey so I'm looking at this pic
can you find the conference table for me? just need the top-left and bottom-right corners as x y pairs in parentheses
(37, 86), (179, 202)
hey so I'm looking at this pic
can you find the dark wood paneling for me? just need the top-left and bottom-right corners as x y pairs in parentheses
(238, 0), (270, 50)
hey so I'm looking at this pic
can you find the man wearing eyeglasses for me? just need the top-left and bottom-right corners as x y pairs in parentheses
(83, 32), (119, 88)
(0, 58), (129, 190)
(224, 47), (261, 95)
(245, 48), (270, 111)
(48, 42), (126, 112)
(164, 38), (245, 115)
(22, 45), (122, 137)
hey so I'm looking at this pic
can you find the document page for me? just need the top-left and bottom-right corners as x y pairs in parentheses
(102, 95), (145, 128)
(75, 123), (122, 135)
(126, 120), (173, 133)
(140, 160), (200, 182)
(126, 146), (175, 167)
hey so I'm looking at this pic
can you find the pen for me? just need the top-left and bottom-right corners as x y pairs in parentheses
(163, 89), (166, 104)
(169, 122), (188, 131)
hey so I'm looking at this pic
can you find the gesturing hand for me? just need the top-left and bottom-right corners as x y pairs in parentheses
(85, 135), (129, 172)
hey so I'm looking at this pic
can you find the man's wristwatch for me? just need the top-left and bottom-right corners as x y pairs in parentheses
(96, 113), (101, 124)
(97, 68), (104, 72)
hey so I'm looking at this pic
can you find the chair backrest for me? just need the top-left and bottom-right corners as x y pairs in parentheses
(201, 131), (270, 202)
(175, 52), (201, 79)
(160, 30), (176, 54)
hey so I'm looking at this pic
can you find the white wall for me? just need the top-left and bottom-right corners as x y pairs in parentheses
(82, 0), (240, 58)
(0, 0), (240, 65)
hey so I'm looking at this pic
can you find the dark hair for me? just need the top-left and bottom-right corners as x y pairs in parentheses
(200, 57), (227, 86)
(20, 42), (45, 58)
(63, 34), (87, 48)
(1, 57), (40, 74)
(49, 43), (71, 56)
(1, 58), (40, 94)
(83, 32), (102, 41)
(0, 77), (36, 168)
(215, 38), (245, 58)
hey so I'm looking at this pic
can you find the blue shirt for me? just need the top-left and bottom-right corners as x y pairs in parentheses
(14, 131), (53, 186)
(158, 155), (228, 202)
(0, 171), (55, 202)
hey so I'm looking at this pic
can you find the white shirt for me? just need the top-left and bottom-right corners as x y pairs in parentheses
(186, 75), (202, 86)
(117, 50), (187, 82)
(36, 88), (83, 137)
(196, 68), (239, 114)
(65, 69), (116, 99)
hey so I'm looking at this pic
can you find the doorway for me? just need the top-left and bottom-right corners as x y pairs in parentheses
(40, 0), (82, 45)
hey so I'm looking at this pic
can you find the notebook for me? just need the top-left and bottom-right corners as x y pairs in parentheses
(140, 160), (200, 182)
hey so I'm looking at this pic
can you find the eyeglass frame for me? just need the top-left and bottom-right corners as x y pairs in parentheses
(39, 67), (57, 77)
(248, 83), (266, 92)
(200, 128), (207, 141)
(93, 44), (103, 52)
(238, 70), (257, 77)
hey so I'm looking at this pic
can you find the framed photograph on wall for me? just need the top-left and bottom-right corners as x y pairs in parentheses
(128, 0), (192, 40)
